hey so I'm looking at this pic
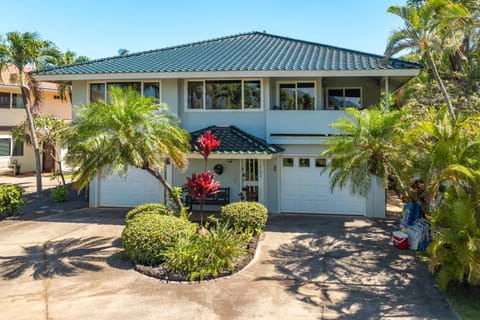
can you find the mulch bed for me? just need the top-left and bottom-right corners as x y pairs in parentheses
(134, 233), (260, 282)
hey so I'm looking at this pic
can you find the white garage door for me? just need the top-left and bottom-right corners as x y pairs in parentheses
(280, 157), (366, 215)
(99, 167), (164, 207)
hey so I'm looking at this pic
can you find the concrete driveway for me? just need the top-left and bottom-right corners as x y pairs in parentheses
(0, 210), (456, 320)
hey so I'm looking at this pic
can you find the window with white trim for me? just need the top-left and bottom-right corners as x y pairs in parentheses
(276, 82), (315, 110)
(186, 79), (261, 110)
(89, 82), (161, 103)
(0, 138), (11, 157)
(326, 88), (362, 110)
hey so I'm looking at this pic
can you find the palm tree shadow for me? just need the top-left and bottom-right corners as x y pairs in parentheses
(258, 215), (455, 319)
(0, 237), (120, 280)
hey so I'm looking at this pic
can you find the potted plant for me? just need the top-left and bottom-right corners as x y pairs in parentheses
(9, 158), (20, 176)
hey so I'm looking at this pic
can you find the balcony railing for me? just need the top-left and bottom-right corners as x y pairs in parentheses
(266, 109), (348, 144)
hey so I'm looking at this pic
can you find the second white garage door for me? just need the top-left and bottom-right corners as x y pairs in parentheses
(280, 157), (366, 215)
(99, 167), (164, 207)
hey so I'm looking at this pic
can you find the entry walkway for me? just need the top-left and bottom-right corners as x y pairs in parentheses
(0, 209), (457, 319)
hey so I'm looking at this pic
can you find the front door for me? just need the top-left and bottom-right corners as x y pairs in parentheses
(42, 143), (55, 172)
(241, 159), (265, 203)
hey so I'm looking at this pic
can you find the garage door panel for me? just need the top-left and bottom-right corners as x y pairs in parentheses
(281, 157), (366, 215)
(99, 167), (164, 207)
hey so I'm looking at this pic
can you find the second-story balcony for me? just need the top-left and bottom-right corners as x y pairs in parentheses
(266, 109), (349, 144)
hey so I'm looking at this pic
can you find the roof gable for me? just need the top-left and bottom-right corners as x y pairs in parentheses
(190, 126), (283, 155)
(33, 32), (421, 76)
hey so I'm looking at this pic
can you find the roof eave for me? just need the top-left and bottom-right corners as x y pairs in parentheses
(187, 153), (276, 160)
(33, 69), (421, 82)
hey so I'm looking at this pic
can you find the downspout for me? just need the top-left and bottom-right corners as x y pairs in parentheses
(384, 76), (389, 110)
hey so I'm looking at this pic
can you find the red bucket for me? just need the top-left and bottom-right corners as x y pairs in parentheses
(392, 231), (409, 250)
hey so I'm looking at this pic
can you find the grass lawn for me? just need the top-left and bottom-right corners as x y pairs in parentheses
(447, 284), (480, 320)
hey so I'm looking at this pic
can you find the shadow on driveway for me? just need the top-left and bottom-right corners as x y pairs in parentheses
(0, 237), (121, 280)
(259, 214), (456, 319)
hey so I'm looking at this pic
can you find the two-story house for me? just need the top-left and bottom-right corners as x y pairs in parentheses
(0, 65), (72, 174)
(33, 32), (421, 217)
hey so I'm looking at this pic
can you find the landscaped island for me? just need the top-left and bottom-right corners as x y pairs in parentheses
(121, 201), (267, 282)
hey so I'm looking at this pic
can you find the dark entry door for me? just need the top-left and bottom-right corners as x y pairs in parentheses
(43, 143), (55, 172)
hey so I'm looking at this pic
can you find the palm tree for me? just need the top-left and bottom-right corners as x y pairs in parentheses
(320, 108), (402, 197)
(66, 87), (190, 211)
(404, 105), (480, 210)
(0, 32), (60, 195)
(384, 0), (469, 119)
(44, 50), (89, 102)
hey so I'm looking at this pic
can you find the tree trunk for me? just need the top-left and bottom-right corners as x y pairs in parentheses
(144, 165), (184, 212)
(426, 51), (456, 120)
(20, 84), (43, 195)
(49, 147), (66, 186)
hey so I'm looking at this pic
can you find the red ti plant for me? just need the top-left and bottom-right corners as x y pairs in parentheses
(185, 131), (221, 226)
(195, 131), (220, 170)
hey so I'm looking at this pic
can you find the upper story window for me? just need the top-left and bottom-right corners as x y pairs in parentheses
(326, 88), (362, 110)
(89, 82), (161, 103)
(277, 82), (315, 110)
(0, 92), (25, 109)
(186, 80), (261, 110)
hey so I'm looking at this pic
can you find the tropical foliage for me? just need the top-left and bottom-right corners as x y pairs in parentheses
(66, 87), (190, 211)
(322, 0), (480, 290)
(320, 108), (402, 196)
(0, 184), (24, 218)
(162, 222), (247, 281)
(386, 0), (480, 113)
(12, 115), (69, 185)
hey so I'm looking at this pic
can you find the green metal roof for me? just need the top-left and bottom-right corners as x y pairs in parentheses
(190, 126), (284, 155)
(33, 32), (421, 76)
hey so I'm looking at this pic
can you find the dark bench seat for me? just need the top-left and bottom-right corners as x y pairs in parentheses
(184, 187), (230, 208)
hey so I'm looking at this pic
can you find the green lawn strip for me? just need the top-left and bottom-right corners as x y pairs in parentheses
(446, 284), (480, 320)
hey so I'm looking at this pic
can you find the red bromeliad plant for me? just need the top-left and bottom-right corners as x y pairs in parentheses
(185, 131), (221, 227)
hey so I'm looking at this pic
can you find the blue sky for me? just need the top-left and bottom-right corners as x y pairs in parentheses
(2, 0), (407, 60)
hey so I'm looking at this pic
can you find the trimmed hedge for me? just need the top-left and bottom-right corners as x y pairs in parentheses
(125, 203), (174, 225)
(221, 202), (268, 235)
(0, 184), (25, 218)
(121, 213), (195, 266)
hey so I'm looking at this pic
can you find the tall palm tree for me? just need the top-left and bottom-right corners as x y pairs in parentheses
(384, 0), (468, 119)
(66, 87), (190, 211)
(0, 32), (60, 195)
(320, 108), (402, 197)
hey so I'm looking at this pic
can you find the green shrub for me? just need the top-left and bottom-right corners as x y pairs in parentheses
(163, 222), (246, 281)
(125, 203), (174, 225)
(121, 213), (195, 266)
(221, 202), (268, 235)
(0, 184), (25, 218)
(51, 185), (68, 203)
(428, 191), (480, 289)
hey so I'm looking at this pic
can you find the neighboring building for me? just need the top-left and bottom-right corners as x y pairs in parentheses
(33, 32), (421, 217)
(0, 65), (71, 174)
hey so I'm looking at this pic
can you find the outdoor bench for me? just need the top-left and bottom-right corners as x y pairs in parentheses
(184, 187), (230, 207)
(0, 162), (16, 176)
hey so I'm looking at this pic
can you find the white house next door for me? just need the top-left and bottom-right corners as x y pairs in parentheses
(280, 157), (366, 215)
